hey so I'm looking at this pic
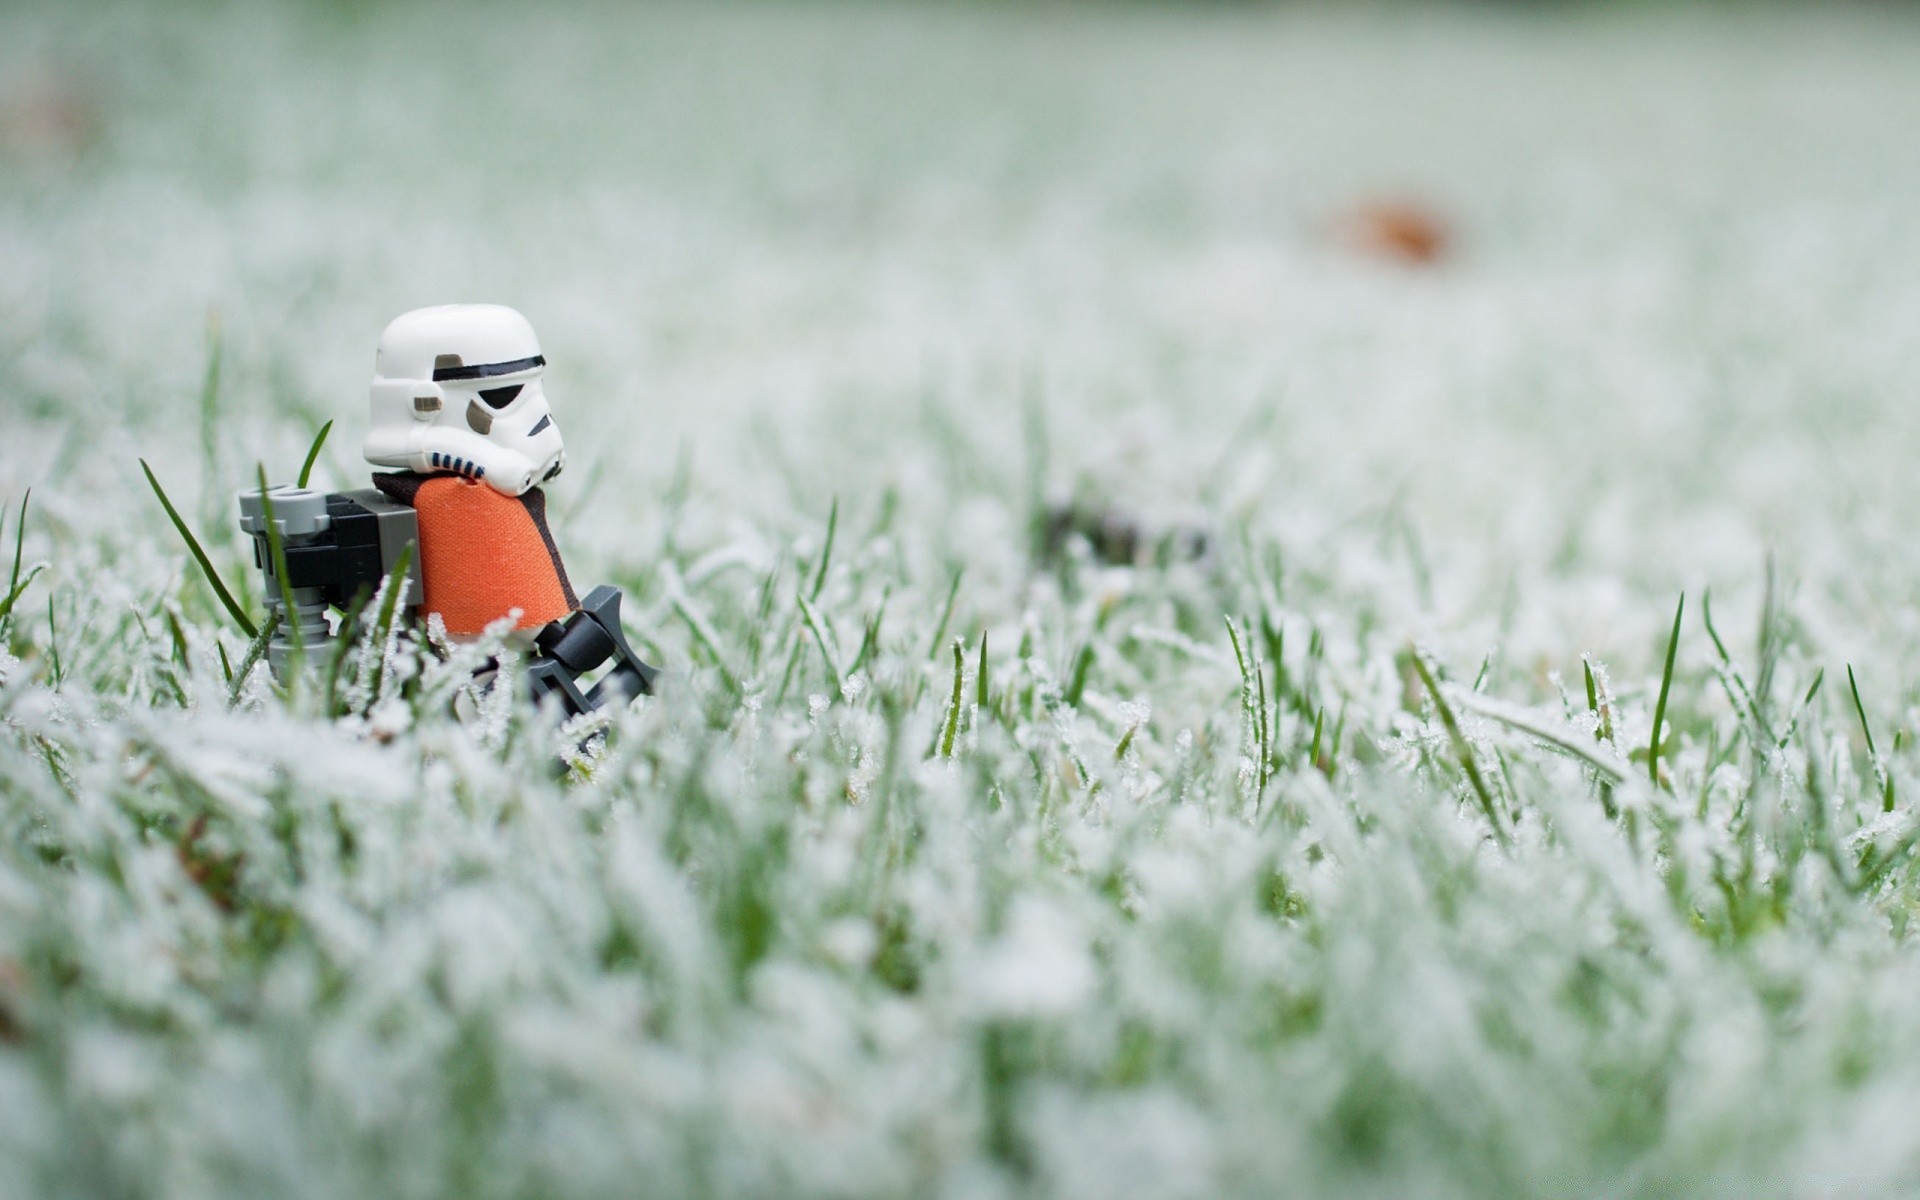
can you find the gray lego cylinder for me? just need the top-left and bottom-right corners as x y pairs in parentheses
(237, 485), (333, 680)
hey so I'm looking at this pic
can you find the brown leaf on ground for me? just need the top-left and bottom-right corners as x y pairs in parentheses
(2, 70), (101, 158)
(177, 814), (243, 913)
(1335, 199), (1452, 266)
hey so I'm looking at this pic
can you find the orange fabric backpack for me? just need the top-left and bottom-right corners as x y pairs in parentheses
(373, 472), (576, 636)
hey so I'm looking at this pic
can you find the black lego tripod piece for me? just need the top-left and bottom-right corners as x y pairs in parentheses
(526, 585), (660, 718)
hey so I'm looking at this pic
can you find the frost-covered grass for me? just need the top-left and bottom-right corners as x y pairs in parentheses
(8, 1), (1920, 1196)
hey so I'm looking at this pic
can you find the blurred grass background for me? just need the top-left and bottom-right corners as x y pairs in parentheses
(9, 0), (1920, 608)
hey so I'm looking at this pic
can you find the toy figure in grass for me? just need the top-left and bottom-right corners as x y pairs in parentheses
(239, 304), (656, 716)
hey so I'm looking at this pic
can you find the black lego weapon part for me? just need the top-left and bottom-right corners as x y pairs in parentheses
(247, 489), (420, 611)
(527, 586), (660, 718)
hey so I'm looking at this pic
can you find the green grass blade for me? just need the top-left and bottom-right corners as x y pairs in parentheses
(809, 496), (838, 601)
(795, 590), (844, 686)
(1582, 654), (1617, 744)
(938, 638), (965, 758)
(3, 489), (27, 624)
(1114, 708), (1142, 762)
(228, 609), (280, 706)
(1411, 648), (1507, 844)
(1255, 638), (1272, 784)
(361, 539), (413, 709)
(848, 587), (889, 678)
(1847, 664), (1896, 813)
(1063, 643), (1094, 708)
(976, 630), (991, 711)
(1452, 690), (1631, 783)
(1260, 612), (1299, 720)
(163, 608), (190, 667)
(297, 419), (334, 489)
(323, 582), (372, 715)
(140, 459), (257, 638)
(1226, 617), (1260, 773)
(1846, 664), (1879, 760)
(198, 310), (222, 513)
(255, 464), (307, 677)
(1776, 667), (1824, 750)
(0, 568), (44, 625)
(926, 568), (963, 660)
(1649, 593), (1684, 790)
(0, 492), (43, 629)
(45, 595), (61, 687)
(1702, 588), (1770, 742)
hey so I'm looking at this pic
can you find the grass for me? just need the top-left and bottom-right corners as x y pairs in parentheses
(6, 1), (1920, 1197)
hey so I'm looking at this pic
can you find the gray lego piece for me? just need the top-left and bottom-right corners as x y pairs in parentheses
(340, 487), (422, 611)
(236, 484), (334, 680)
(236, 484), (424, 683)
(238, 485), (332, 540)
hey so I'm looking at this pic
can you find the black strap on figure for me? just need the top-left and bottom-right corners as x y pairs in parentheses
(526, 586), (660, 718)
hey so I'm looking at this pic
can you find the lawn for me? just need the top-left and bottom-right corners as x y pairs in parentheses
(5, 1), (1920, 1196)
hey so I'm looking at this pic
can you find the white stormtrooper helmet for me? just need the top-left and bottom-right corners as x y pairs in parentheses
(362, 304), (566, 497)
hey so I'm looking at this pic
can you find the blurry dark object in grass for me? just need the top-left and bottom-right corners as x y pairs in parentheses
(1336, 199), (1451, 266)
(1, 69), (99, 158)
(1044, 501), (1209, 569)
(0, 959), (23, 1045)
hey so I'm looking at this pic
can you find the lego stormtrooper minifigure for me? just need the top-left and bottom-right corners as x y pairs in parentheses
(239, 304), (656, 716)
